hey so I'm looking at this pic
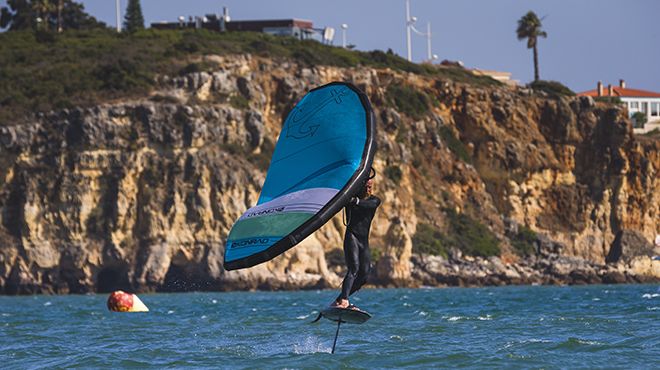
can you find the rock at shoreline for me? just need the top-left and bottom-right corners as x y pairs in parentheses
(606, 229), (659, 264)
(411, 252), (659, 286)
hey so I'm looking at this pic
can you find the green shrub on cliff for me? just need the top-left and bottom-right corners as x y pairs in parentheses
(413, 211), (501, 258)
(632, 112), (647, 129)
(229, 94), (250, 110)
(386, 85), (430, 120)
(445, 209), (501, 257)
(529, 80), (575, 98)
(594, 96), (622, 104)
(438, 126), (471, 163)
(413, 223), (449, 257)
(511, 225), (537, 257)
(384, 165), (403, 184)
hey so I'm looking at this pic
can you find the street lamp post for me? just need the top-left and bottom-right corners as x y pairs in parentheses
(405, 0), (412, 61)
(406, 0), (436, 63)
(341, 23), (348, 48)
(115, 0), (121, 32)
(426, 21), (432, 61)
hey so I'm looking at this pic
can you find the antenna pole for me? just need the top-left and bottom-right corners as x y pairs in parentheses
(331, 321), (341, 354)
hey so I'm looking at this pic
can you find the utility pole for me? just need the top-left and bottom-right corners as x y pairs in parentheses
(115, 0), (121, 32)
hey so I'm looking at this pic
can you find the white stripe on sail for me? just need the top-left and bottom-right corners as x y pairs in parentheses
(238, 188), (338, 221)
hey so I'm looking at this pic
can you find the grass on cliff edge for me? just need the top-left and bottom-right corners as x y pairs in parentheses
(0, 28), (498, 125)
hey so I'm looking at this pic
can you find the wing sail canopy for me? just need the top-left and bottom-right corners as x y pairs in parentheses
(223, 82), (375, 270)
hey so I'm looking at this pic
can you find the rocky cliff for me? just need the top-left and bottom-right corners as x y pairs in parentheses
(1, 54), (658, 294)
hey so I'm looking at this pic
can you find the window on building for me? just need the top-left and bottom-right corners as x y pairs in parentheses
(630, 101), (639, 110)
(642, 102), (648, 113)
(651, 102), (660, 117)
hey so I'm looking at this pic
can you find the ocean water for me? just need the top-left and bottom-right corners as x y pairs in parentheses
(1, 285), (658, 369)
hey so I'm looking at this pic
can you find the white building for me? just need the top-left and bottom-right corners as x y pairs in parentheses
(579, 80), (660, 134)
(471, 69), (520, 86)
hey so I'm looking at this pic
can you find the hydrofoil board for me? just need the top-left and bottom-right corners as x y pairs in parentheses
(312, 306), (371, 324)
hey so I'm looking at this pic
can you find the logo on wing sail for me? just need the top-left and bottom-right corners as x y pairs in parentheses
(286, 87), (348, 139)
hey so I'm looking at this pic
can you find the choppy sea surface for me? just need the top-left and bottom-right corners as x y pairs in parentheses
(1, 284), (659, 369)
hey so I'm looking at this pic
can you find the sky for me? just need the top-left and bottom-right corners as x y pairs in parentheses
(5, 1), (660, 92)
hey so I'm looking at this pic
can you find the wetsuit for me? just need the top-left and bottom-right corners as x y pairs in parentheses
(338, 195), (381, 301)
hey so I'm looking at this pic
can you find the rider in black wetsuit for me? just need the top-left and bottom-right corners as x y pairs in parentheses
(331, 178), (381, 309)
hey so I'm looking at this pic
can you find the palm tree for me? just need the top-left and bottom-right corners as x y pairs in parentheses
(516, 11), (547, 82)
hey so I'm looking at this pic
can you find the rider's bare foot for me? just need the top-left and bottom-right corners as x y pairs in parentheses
(330, 298), (349, 308)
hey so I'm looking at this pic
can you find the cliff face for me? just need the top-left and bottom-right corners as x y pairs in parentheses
(0, 55), (658, 294)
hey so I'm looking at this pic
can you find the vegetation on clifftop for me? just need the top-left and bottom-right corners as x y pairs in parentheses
(529, 80), (575, 98)
(0, 28), (499, 125)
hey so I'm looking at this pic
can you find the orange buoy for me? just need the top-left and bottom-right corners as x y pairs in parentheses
(107, 290), (149, 312)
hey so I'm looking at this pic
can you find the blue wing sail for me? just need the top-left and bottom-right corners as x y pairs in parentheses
(223, 82), (375, 270)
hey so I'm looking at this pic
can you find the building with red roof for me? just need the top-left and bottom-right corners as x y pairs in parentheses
(579, 80), (660, 133)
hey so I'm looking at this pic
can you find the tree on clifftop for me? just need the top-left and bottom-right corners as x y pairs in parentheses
(516, 11), (547, 82)
(0, 0), (105, 31)
(0, 0), (32, 30)
(123, 0), (144, 33)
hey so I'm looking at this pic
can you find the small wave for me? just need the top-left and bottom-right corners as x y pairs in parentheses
(418, 311), (428, 317)
(201, 315), (207, 319)
(211, 299), (217, 304)
(642, 293), (659, 299)
(296, 314), (310, 320)
(43, 302), (52, 306)
(403, 302), (411, 307)
(554, 337), (604, 349)
(390, 335), (403, 341)
(592, 298), (601, 301)
(527, 338), (552, 343)
(647, 307), (659, 311)
(167, 310), (175, 314)
(572, 338), (602, 345)
(502, 338), (551, 349)
(444, 315), (491, 321)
